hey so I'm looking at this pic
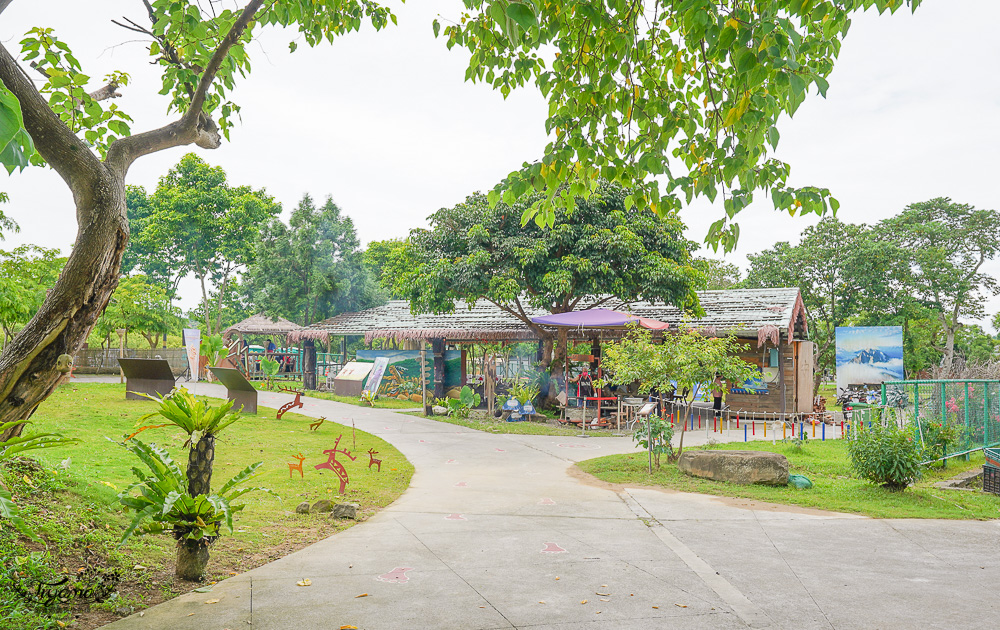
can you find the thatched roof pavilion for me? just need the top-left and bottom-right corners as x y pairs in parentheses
(285, 288), (808, 345)
(223, 314), (302, 341)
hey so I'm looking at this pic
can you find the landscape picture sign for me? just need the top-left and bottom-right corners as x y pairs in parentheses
(835, 326), (904, 394)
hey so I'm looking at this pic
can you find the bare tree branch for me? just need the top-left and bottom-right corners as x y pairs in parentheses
(0, 0), (14, 18)
(105, 0), (263, 174)
(28, 62), (123, 101)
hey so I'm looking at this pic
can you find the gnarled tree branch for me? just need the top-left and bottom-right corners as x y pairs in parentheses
(104, 0), (262, 174)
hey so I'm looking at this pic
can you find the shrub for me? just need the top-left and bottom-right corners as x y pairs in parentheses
(848, 420), (922, 491)
(633, 415), (674, 467)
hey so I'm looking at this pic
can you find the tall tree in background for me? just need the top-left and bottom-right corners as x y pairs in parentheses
(0, 0), (923, 434)
(879, 198), (1000, 373)
(92, 275), (177, 349)
(136, 154), (279, 335)
(406, 182), (702, 379)
(0, 245), (64, 347)
(744, 218), (909, 395)
(248, 195), (382, 326)
(364, 238), (420, 300)
(692, 258), (742, 290)
(122, 185), (185, 296)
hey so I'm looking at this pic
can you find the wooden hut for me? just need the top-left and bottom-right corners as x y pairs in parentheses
(288, 288), (813, 414)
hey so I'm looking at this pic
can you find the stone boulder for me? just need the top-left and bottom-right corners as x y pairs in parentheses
(311, 499), (335, 513)
(677, 450), (789, 486)
(332, 503), (359, 519)
(295, 501), (311, 514)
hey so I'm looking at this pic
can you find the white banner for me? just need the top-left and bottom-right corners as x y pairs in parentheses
(183, 328), (201, 382)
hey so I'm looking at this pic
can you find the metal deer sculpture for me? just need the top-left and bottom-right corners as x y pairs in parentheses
(277, 388), (304, 420)
(367, 448), (382, 472)
(288, 453), (306, 479)
(314, 435), (357, 494)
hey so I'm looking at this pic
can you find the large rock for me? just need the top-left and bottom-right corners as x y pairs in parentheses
(333, 503), (359, 519)
(677, 450), (789, 486)
(295, 501), (311, 514)
(311, 499), (335, 513)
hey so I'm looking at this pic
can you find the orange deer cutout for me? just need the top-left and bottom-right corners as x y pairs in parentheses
(288, 453), (306, 479)
(367, 448), (382, 472)
(309, 417), (326, 431)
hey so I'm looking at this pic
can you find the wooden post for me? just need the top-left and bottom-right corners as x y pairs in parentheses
(117, 328), (126, 384)
(432, 338), (445, 400)
(420, 342), (428, 415)
(303, 340), (317, 390)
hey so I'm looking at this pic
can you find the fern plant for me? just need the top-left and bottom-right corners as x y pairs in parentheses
(0, 420), (80, 541)
(134, 387), (241, 497)
(116, 438), (275, 580)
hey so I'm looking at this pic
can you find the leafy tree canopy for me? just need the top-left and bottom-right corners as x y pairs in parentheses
(92, 275), (179, 349)
(247, 194), (383, 326)
(364, 238), (420, 300)
(880, 197), (1000, 372)
(0, 245), (64, 343)
(133, 153), (280, 335)
(744, 217), (910, 394)
(692, 257), (741, 290)
(440, 0), (921, 250)
(405, 181), (702, 371)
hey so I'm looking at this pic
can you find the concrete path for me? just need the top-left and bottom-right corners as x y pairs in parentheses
(103, 385), (1000, 630)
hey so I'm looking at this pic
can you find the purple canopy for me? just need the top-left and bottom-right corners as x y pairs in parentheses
(531, 308), (669, 330)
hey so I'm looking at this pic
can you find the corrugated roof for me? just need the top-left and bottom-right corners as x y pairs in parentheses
(287, 288), (807, 344)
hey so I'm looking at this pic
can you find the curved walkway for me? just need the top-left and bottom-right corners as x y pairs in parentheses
(105, 385), (1000, 630)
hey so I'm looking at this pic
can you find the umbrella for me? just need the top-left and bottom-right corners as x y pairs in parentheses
(530, 308), (669, 330)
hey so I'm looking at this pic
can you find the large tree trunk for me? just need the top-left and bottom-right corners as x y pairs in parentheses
(0, 173), (126, 440)
(0, 0), (258, 439)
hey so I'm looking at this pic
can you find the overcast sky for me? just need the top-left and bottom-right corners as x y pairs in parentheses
(2, 1), (999, 326)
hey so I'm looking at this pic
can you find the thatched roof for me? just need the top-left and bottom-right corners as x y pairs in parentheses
(286, 288), (808, 345)
(223, 314), (302, 337)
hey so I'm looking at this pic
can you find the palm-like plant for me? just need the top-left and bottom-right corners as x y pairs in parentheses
(116, 439), (274, 580)
(0, 421), (80, 541)
(134, 388), (241, 497)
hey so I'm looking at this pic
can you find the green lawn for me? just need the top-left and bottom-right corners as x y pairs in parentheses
(408, 412), (618, 436)
(305, 389), (420, 409)
(816, 381), (842, 411)
(577, 439), (1000, 520)
(0, 383), (413, 630)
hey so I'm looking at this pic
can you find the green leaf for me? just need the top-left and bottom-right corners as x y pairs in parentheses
(505, 3), (537, 33)
(0, 487), (41, 542)
(218, 461), (263, 497)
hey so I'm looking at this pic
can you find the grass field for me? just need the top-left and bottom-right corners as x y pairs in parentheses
(0, 383), (413, 630)
(305, 389), (420, 409)
(577, 439), (1000, 520)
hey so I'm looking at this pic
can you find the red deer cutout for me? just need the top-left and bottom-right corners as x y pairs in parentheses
(314, 435), (357, 494)
(277, 388), (304, 420)
(367, 448), (382, 472)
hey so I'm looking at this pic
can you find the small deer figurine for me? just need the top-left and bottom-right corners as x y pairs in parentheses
(288, 453), (306, 479)
(309, 416), (326, 431)
(367, 448), (382, 472)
